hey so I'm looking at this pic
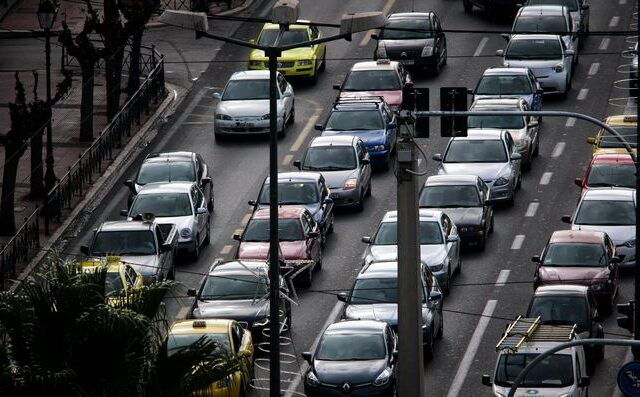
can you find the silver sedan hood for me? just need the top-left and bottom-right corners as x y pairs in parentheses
(120, 255), (159, 276)
(364, 244), (449, 266)
(217, 100), (281, 118)
(438, 162), (512, 182)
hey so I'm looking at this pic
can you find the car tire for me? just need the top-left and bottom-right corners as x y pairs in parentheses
(463, 0), (472, 12)
(167, 265), (175, 281)
(489, 215), (494, 234)
(456, 256), (462, 274)
(515, 172), (522, 191)
(318, 50), (326, 72)
(365, 181), (372, 197)
(190, 235), (200, 262)
(289, 103), (295, 124)
(424, 329), (434, 361)
(278, 123), (286, 138)
(310, 69), (318, 86)
(586, 354), (596, 375)
(433, 55), (441, 76)
(444, 267), (451, 294)
(355, 189), (365, 212)
(507, 189), (516, 207)
(436, 315), (444, 339)
(203, 219), (211, 245)
(315, 250), (323, 271)
(327, 213), (334, 234)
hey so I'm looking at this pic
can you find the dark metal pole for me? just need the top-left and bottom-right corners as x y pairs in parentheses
(43, 26), (55, 235)
(635, 123), (640, 359)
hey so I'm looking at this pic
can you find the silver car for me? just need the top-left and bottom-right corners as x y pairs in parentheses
(433, 130), (522, 206)
(213, 70), (295, 140)
(361, 209), (461, 292)
(525, 0), (590, 39)
(294, 135), (372, 210)
(562, 188), (636, 267)
(497, 34), (574, 97)
(125, 182), (210, 261)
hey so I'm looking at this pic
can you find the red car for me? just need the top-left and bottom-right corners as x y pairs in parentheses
(234, 207), (322, 287)
(532, 230), (620, 314)
(574, 153), (635, 194)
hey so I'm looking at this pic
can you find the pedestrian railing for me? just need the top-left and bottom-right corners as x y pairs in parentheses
(0, 207), (40, 290)
(62, 42), (161, 79)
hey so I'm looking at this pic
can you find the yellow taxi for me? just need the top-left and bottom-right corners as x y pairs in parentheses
(81, 258), (143, 300)
(167, 319), (254, 397)
(248, 21), (327, 83)
(586, 114), (637, 157)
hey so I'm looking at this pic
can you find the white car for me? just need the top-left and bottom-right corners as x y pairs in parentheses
(213, 70), (295, 140)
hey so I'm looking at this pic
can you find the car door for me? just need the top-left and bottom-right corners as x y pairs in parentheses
(423, 270), (441, 332)
(191, 186), (207, 243)
(302, 212), (321, 263)
(318, 178), (333, 230)
(277, 73), (293, 115)
(432, 15), (446, 60)
(522, 101), (538, 148)
(528, 70), (543, 111)
(382, 103), (398, 150)
(604, 235), (619, 295)
(356, 140), (372, 190)
(504, 132), (519, 184)
(441, 214), (460, 272)
(478, 179), (492, 230)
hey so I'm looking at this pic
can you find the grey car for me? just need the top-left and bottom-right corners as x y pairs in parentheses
(294, 135), (372, 210)
(433, 130), (522, 206)
(524, 0), (590, 39)
(361, 209), (461, 292)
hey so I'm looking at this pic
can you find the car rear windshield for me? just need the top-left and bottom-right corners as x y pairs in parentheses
(513, 16), (568, 34)
(91, 230), (156, 256)
(598, 128), (637, 148)
(167, 333), (231, 356)
(444, 140), (508, 163)
(467, 113), (526, 129)
(130, 193), (193, 217)
(475, 75), (533, 95)
(258, 28), (309, 46)
(137, 161), (195, 185)
(343, 70), (401, 91)
(325, 110), (385, 131)
(222, 79), (270, 101)
(527, 296), (589, 331)
(243, 218), (303, 241)
(379, 18), (433, 39)
(494, 353), (574, 387)
(105, 271), (125, 297)
(350, 277), (425, 304)
(200, 274), (268, 300)
(587, 163), (635, 188)
(258, 182), (319, 205)
(505, 38), (562, 60)
(373, 221), (443, 245)
(303, 146), (357, 171)
(543, 243), (606, 266)
(420, 185), (481, 208)
(526, 0), (578, 12)
(574, 200), (635, 226)
(316, 333), (386, 360)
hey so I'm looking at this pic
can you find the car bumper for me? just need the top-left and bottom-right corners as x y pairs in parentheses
(457, 226), (485, 243)
(214, 118), (284, 135)
(305, 382), (394, 397)
(367, 148), (391, 166)
(329, 187), (362, 207)
(248, 62), (316, 77)
(616, 245), (636, 267)
(178, 240), (196, 255)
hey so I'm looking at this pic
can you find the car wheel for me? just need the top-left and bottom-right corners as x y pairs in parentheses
(507, 189), (516, 207)
(436, 315), (444, 339)
(310, 69), (318, 85)
(444, 267), (451, 294)
(463, 0), (472, 12)
(315, 250), (323, 271)
(515, 172), (522, 190)
(327, 213), (334, 234)
(289, 103), (295, 124)
(320, 227), (327, 248)
(318, 50), (326, 72)
(424, 329), (434, 361)
(489, 215), (494, 233)
(586, 353), (596, 375)
(190, 235), (200, 262)
(433, 55), (441, 76)
(278, 123), (286, 138)
(365, 180), (372, 197)
(167, 264), (175, 281)
(456, 256), (462, 274)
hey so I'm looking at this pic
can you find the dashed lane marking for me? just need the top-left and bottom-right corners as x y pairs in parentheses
(290, 108), (322, 152)
(474, 37), (489, 57)
(241, 213), (251, 225)
(577, 88), (589, 100)
(525, 202), (539, 217)
(177, 306), (190, 320)
(588, 62), (600, 76)
(609, 16), (620, 28)
(552, 142), (566, 158)
(511, 235), (525, 250)
(220, 245), (232, 255)
(495, 270), (511, 287)
(599, 38), (610, 50)
(282, 154), (293, 166)
(565, 118), (576, 127)
(539, 172), (553, 185)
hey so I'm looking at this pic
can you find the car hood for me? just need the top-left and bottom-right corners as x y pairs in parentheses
(380, 38), (432, 50)
(539, 266), (609, 285)
(340, 90), (402, 107)
(345, 303), (429, 325)
(313, 359), (387, 385)
(192, 299), (269, 320)
(572, 224), (635, 245)
(249, 47), (314, 61)
(154, 216), (193, 232)
(257, 203), (321, 218)
(504, 59), (563, 71)
(474, 93), (535, 108)
(237, 241), (307, 260)
(365, 244), (448, 266)
(120, 255), (159, 276)
(322, 169), (359, 189)
(438, 207), (484, 226)
(217, 100), (282, 117)
(439, 162), (511, 182)
(322, 129), (386, 145)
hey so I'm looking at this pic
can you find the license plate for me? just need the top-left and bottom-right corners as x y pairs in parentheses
(400, 59), (415, 65)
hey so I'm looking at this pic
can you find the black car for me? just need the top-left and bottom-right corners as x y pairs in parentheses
(302, 320), (398, 397)
(125, 151), (213, 209)
(419, 175), (494, 250)
(463, 0), (520, 17)
(187, 260), (292, 340)
(373, 12), (447, 75)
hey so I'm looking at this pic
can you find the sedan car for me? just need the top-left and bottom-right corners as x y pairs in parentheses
(525, 0), (590, 39)
(497, 34), (574, 97)
(361, 209), (461, 292)
(419, 175), (494, 250)
(294, 135), (372, 210)
(586, 114), (637, 157)
(213, 70), (294, 140)
(574, 153), (635, 194)
(470, 67), (543, 112)
(302, 320), (397, 397)
(433, 130), (522, 205)
(125, 182), (210, 261)
(562, 188), (636, 267)
(234, 207), (322, 287)
(532, 230), (620, 313)
(316, 98), (397, 168)
(373, 12), (447, 75)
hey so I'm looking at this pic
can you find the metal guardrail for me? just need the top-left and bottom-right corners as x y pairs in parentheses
(62, 41), (161, 79)
(0, 207), (40, 290)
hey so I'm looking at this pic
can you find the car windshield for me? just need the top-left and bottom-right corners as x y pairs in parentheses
(513, 16), (568, 34)
(350, 277), (426, 304)
(444, 140), (508, 163)
(475, 75), (533, 95)
(527, 296), (590, 331)
(505, 38), (562, 60)
(242, 218), (304, 242)
(316, 333), (386, 360)
(598, 128), (637, 148)
(91, 230), (156, 256)
(222, 79), (270, 101)
(543, 243), (606, 266)
(343, 70), (401, 91)
(325, 110), (385, 131)
(167, 333), (231, 356)
(379, 18), (433, 39)
(574, 200), (635, 226)
(494, 353), (574, 387)
(526, 0), (579, 12)
(258, 28), (309, 46)
(373, 221), (444, 245)
(420, 185), (481, 207)
(468, 113), (526, 129)
(199, 274), (268, 300)
(258, 182), (319, 205)
(137, 162), (195, 185)
(303, 146), (357, 171)
(129, 193), (193, 217)
(105, 271), (125, 297)
(587, 163), (635, 188)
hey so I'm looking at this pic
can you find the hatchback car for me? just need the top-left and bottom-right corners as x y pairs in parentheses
(316, 98), (397, 168)
(574, 154), (635, 194)
(433, 130), (522, 205)
(471, 67), (543, 112)
(586, 114), (637, 157)
(213, 70), (294, 139)
(302, 320), (398, 397)
(334, 59), (413, 112)
(338, 261), (443, 359)
(234, 207), (322, 287)
(524, 0), (590, 39)
(248, 21), (326, 82)
(294, 135), (372, 210)
(531, 230), (620, 313)
(361, 209), (461, 292)
(497, 34), (574, 97)
(373, 12), (447, 75)
(562, 188), (636, 267)
(419, 175), (494, 250)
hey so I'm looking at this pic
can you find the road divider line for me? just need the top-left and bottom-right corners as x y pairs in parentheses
(525, 202), (539, 217)
(220, 245), (232, 255)
(588, 62), (600, 76)
(565, 118), (576, 127)
(495, 270), (511, 287)
(511, 235), (525, 250)
(577, 88), (589, 101)
(609, 16), (620, 27)
(290, 109), (322, 152)
(241, 213), (251, 225)
(539, 172), (553, 185)
(599, 38), (610, 50)
(551, 142), (566, 158)
(359, 0), (396, 47)
(474, 37), (489, 57)
(446, 300), (498, 397)
(282, 154), (293, 166)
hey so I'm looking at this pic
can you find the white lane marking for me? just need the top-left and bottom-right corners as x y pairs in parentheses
(565, 117), (576, 127)
(290, 108), (322, 152)
(525, 202), (540, 217)
(282, 154), (293, 166)
(177, 306), (190, 320)
(220, 245), (232, 255)
(446, 300), (498, 397)
(588, 62), (600, 76)
(619, 0), (627, 4)
(552, 142), (566, 158)
(359, 0), (396, 47)
(539, 172), (553, 185)
(495, 270), (511, 287)
(284, 301), (344, 396)
(599, 38), (610, 50)
(474, 37), (489, 57)
(609, 16), (620, 28)
(577, 88), (589, 100)
(418, 158), (423, 167)
(511, 235), (525, 250)
(241, 213), (251, 225)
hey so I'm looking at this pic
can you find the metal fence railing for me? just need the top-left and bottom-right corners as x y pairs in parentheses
(62, 41), (161, 79)
(0, 208), (40, 290)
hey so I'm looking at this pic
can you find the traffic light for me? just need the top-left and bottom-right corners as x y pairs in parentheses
(618, 300), (635, 333)
(400, 87), (429, 138)
(440, 87), (468, 137)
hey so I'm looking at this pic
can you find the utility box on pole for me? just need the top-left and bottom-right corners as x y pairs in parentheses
(440, 87), (467, 137)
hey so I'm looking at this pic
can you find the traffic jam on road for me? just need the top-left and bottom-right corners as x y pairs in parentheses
(77, 0), (638, 395)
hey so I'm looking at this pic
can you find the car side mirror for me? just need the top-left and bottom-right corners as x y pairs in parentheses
(561, 215), (572, 224)
(511, 152), (522, 161)
(387, 122), (397, 129)
(482, 374), (492, 386)
(301, 351), (313, 363)
(565, 49), (575, 56)
(429, 290), (442, 301)
(337, 291), (348, 302)
(81, 245), (90, 255)
(574, 177), (584, 187)
(293, 160), (302, 170)
(196, 207), (208, 215)
(248, 200), (257, 207)
(579, 376), (590, 387)
(323, 197), (333, 205)
(586, 137), (596, 145)
(314, 123), (323, 131)
(370, 33), (379, 40)
(332, 84), (341, 90)
(201, 176), (212, 186)
(120, 209), (129, 217)
(361, 158), (370, 166)
(361, 236), (372, 244)
(500, 33), (510, 41)
(233, 234), (241, 241)
(467, 88), (474, 95)
(528, 119), (539, 127)
(212, 92), (221, 100)
(531, 255), (541, 263)
(124, 179), (135, 191)
(307, 231), (320, 239)
(496, 49), (504, 57)
(432, 153), (442, 162)
(446, 235), (459, 243)
(187, 288), (197, 297)
(404, 81), (414, 88)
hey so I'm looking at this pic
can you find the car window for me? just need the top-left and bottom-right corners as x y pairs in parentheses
(125, 266), (137, 287)
(587, 163), (635, 188)
(505, 38), (562, 60)
(574, 200), (635, 226)
(604, 236), (614, 258)
(443, 139), (508, 163)
(380, 18), (433, 40)
(351, 277), (427, 304)
(342, 70), (402, 91)
(373, 221), (444, 245)
(319, 179), (329, 199)
(244, 218), (304, 242)
(310, 26), (319, 39)
(325, 110), (385, 131)
(301, 214), (312, 235)
(513, 16), (569, 34)
(259, 182), (320, 205)
(433, 15), (442, 31)
(598, 127), (637, 148)
(468, 112), (526, 129)
(494, 353), (574, 387)
(231, 323), (243, 353)
(475, 75), (533, 95)
(137, 161), (196, 185)
(504, 133), (514, 154)
(543, 243), (606, 266)
(258, 28), (309, 46)
(316, 333), (386, 360)
(526, 0), (579, 12)
(167, 333), (231, 356)
(303, 146), (357, 171)
(190, 187), (198, 211)
(92, 230), (156, 256)
(420, 185), (482, 208)
(155, 226), (164, 246)
(200, 274), (268, 300)
(528, 295), (590, 330)
(104, 271), (125, 297)
(277, 74), (288, 94)
(441, 215), (452, 236)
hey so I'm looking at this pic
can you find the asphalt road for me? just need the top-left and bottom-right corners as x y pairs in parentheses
(63, 0), (639, 395)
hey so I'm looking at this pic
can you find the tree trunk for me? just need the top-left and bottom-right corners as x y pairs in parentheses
(29, 128), (44, 197)
(0, 144), (22, 235)
(80, 64), (95, 142)
(103, 0), (125, 121)
(127, 28), (143, 96)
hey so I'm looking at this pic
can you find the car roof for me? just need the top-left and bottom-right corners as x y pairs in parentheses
(351, 60), (399, 71)
(209, 260), (269, 276)
(253, 206), (306, 219)
(534, 284), (590, 297)
(137, 182), (195, 194)
(388, 12), (433, 19)
(591, 153), (635, 164)
(145, 151), (195, 162)
(510, 33), (561, 41)
(518, 5), (568, 16)
(265, 172), (322, 184)
(359, 261), (399, 278)
(230, 70), (271, 80)
(99, 220), (154, 232)
(170, 319), (232, 335)
(334, 100), (384, 111)
(382, 209), (443, 222)
(549, 230), (605, 244)
(424, 174), (480, 186)
(471, 97), (523, 108)
(582, 187), (636, 201)
(483, 67), (531, 76)
(326, 320), (387, 334)
(309, 135), (358, 147)
(452, 129), (505, 140)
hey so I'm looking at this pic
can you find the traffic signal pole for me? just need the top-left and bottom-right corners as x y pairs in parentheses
(635, 150), (640, 358)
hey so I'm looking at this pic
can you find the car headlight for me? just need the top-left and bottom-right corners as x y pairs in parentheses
(373, 367), (392, 387)
(590, 283), (607, 291)
(298, 59), (313, 66)
(376, 44), (387, 59)
(215, 113), (232, 120)
(249, 60), (265, 67)
(371, 144), (386, 151)
(306, 371), (320, 386)
(343, 178), (357, 190)
(430, 262), (445, 272)
(623, 239), (636, 248)
(180, 228), (192, 238)
(217, 374), (232, 388)
(493, 177), (510, 187)
(553, 63), (564, 73)
(421, 45), (434, 57)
